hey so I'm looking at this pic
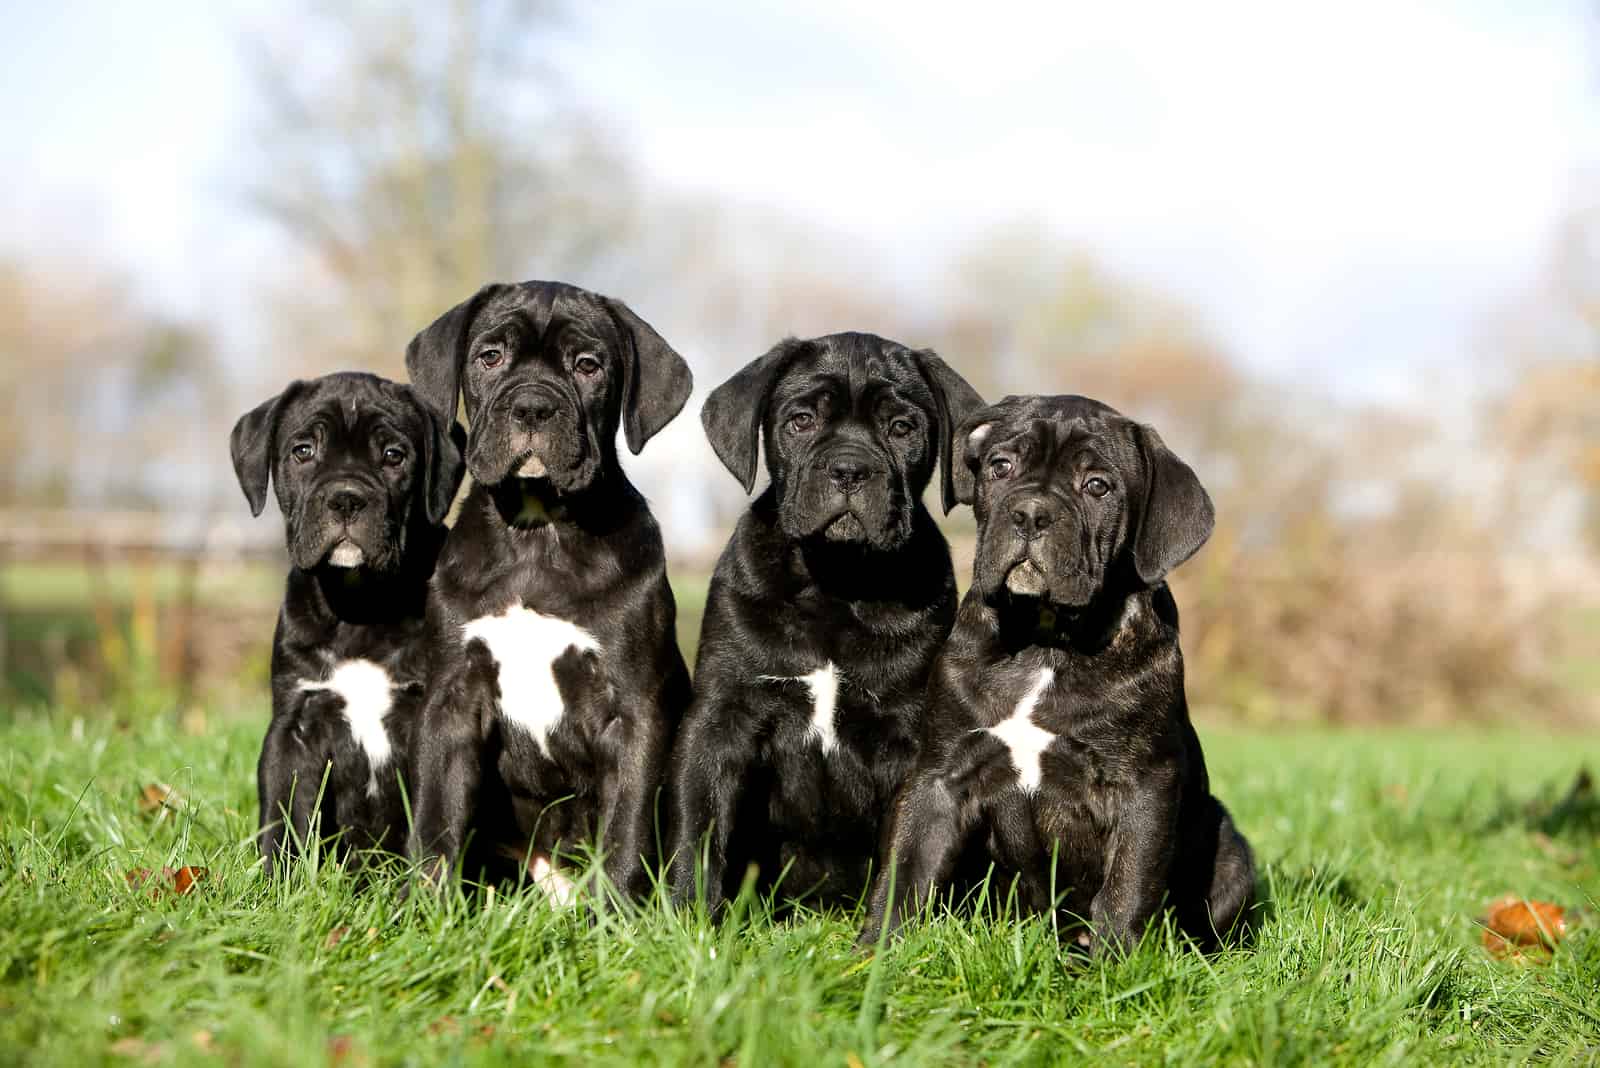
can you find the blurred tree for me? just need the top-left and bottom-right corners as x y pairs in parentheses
(0, 258), (222, 508)
(1496, 206), (1600, 550)
(242, 0), (636, 379)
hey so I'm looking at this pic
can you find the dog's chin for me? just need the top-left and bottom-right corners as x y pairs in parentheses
(989, 559), (1099, 608)
(1005, 559), (1050, 596)
(294, 532), (393, 574)
(327, 539), (366, 569)
(474, 451), (595, 496)
(792, 508), (908, 553)
(823, 512), (867, 542)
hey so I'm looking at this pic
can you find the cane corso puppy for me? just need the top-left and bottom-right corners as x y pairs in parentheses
(231, 372), (464, 874)
(858, 395), (1255, 953)
(668, 333), (985, 911)
(405, 281), (694, 900)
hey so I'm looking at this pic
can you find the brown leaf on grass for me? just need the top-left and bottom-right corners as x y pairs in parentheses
(109, 1036), (165, 1063)
(427, 1016), (460, 1037)
(137, 783), (180, 815)
(325, 925), (351, 949)
(124, 866), (207, 900)
(327, 1034), (367, 1065)
(190, 1029), (215, 1052)
(1480, 895), (1574, 960)
(170, 866), (206, 895)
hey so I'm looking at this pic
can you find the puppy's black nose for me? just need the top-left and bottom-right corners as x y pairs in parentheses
(1010, 497), (1055, 538)
(829, 457), (873, 492)
(327, 489), (367, 521)
(511, 396), (558, 427)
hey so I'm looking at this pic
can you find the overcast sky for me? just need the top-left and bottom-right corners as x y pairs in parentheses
(4, 0), (1597, 408)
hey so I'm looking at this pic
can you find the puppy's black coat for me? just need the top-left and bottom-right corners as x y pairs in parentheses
(860, 395), (1254, 954)
(231, 372), (464, 874)
(669, 333), (985, 910)
(406, 281), (693, 898)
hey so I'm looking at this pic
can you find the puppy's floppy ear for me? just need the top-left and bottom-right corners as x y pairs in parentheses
(412, 392), (467, 526)
(229, 382), (305, 518)
(404, 284), (507, 420)
(951, 409), (999, 508)
(605, 297), (694, 455)
(913, 350), (986, 514)
(701, 338), (804, 493)
(1131, 423), (1215, 584)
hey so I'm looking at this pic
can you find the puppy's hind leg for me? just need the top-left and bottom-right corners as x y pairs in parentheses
(858, 774), (969, 948)
(1184, 798), (1256, 950)
(408, 669), (489, 887)
(257, 719), (323, 877)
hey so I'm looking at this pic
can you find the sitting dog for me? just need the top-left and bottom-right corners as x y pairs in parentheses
(668, 333), (985, 911)
(859, 395), (1255, 953)
(405, 281), (694, 900)
(230, 372), (464, 874)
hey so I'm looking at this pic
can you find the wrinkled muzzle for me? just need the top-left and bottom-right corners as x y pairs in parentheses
(288, 477), (404, 573)
(467, 379), (595, 492)
(779, 443), (912, 551)
(975, 488), (1106, 607)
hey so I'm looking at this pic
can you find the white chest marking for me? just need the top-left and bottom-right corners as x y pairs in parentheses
(462, 605), (601, 756)
(298, 658), (394, 798)
(527, 853), (578, 907)
(983, 667), (1057, 793)
(759, 661), (841, 755)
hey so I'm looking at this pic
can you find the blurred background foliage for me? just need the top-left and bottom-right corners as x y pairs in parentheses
(1, 0), (1596, 728)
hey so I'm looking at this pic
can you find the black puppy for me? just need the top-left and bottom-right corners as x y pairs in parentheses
(405, 281), (694, 900)
(859, 395), (1254, 954)
(668, 333), (985, 911)
(231, 372), (464, 874)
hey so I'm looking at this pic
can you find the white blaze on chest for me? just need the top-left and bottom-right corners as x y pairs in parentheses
(298, 658), (394, 798)
(462, 605), (601, 756)
(527, 852), (578, 906)
(984, 667), (1057, 793)
(758, 661), (841, 755)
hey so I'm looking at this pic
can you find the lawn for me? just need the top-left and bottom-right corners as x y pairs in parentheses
(1, 708), (1597, 1066)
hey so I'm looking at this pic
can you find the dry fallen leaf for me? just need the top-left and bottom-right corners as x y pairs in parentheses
(327, 1034), (367, 1066)
(137, 783), (180, 815)
(1481, 895), (1574, 960)
(170, 866), (206, 895)
(325, 925), (351, 949)
(109, 1036), (165, 1064)
(124, 866), (207, 900)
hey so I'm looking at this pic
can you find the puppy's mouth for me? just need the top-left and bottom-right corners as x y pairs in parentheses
(1005, 559), (1048, 596)
(516, 453), (548, 479)
(823, 511), (867, 542)
(326, 538), (367, 569)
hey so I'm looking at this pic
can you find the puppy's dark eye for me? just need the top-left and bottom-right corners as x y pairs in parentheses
(575, 355), (602, 377)
(1083, 476), (1112, 498)
(989, 457), (1014, 479)
(888, 418), (914, 438)
(291, 442), (315, 463)
(789, 411), (816, 433)
(382, 446), (406, 467)
(478, 348), (504, 369)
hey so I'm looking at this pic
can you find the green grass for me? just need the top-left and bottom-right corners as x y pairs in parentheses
(2, 710), (1598, 1067)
